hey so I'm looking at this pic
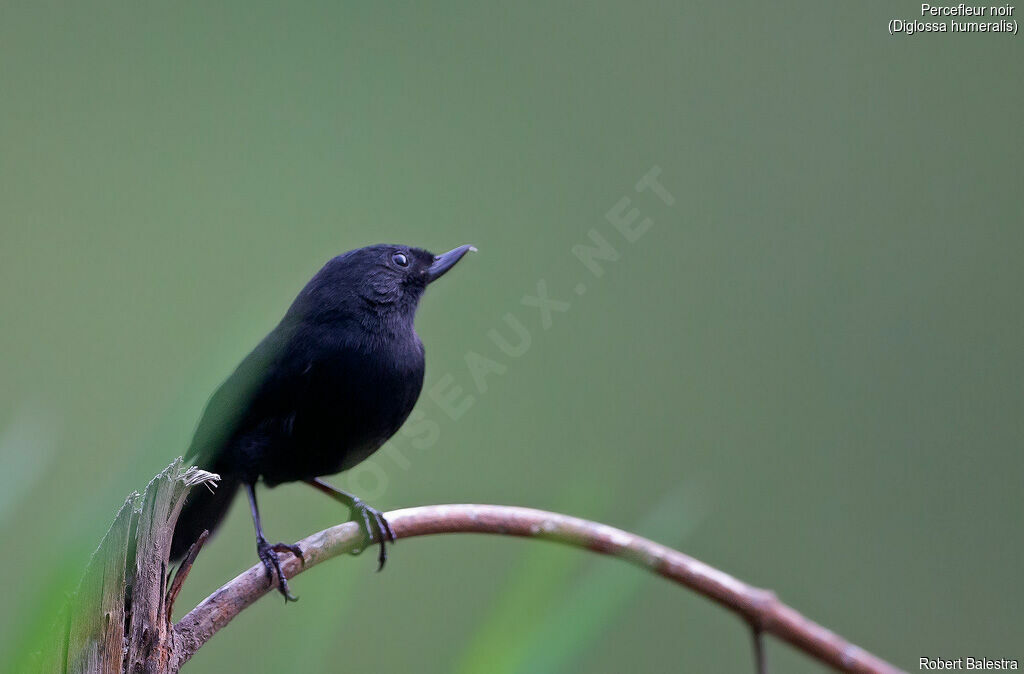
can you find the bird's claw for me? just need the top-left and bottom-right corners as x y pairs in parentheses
(348, 498), (395, 571)
(256, 537), (303, 602)
(270, 542), (305, 566)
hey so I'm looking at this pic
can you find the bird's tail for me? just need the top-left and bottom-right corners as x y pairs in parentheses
(170, 470), (241, 561)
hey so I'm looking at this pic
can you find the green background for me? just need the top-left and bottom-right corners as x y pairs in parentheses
(2, 2), (1021, 672)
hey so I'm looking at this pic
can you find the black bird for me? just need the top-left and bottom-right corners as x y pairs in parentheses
(170, 243), (474, 600)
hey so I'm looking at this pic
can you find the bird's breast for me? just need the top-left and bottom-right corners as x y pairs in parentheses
(261, 333), (425, 483)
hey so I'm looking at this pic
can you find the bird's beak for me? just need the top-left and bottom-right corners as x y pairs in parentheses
(426, 244), (476, 283)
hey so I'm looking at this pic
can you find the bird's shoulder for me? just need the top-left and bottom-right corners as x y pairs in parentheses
(185, 327), (301, 465)
(183, 321), (375, 462)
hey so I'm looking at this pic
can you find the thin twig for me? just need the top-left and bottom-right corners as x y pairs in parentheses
(751, 624), (768, 674)
(166, 530), (209, 623)
(172, 504), (904, 673)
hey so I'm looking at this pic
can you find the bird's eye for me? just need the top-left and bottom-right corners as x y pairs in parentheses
(392, 252), (409, 267)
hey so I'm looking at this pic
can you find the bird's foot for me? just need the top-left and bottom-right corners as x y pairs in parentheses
(348, 498), (396, 571)
(256, 537), (304, 602)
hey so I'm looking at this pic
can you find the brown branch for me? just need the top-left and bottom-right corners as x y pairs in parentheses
(173, 504), (904, 673)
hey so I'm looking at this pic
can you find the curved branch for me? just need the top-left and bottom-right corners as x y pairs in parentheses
(172, 504), (903, 673)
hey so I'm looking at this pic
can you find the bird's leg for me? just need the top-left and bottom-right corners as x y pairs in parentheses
(246, 483), (303, 602)
(306, 477), (395, 571)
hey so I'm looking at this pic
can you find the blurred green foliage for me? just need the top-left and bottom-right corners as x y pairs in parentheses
(1, 2), (1021, 672)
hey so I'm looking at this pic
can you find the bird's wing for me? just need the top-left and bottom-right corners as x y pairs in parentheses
(185, 330), (295, 468)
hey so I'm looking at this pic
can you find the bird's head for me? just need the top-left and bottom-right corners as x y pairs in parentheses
(291, 243), (476, 328)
